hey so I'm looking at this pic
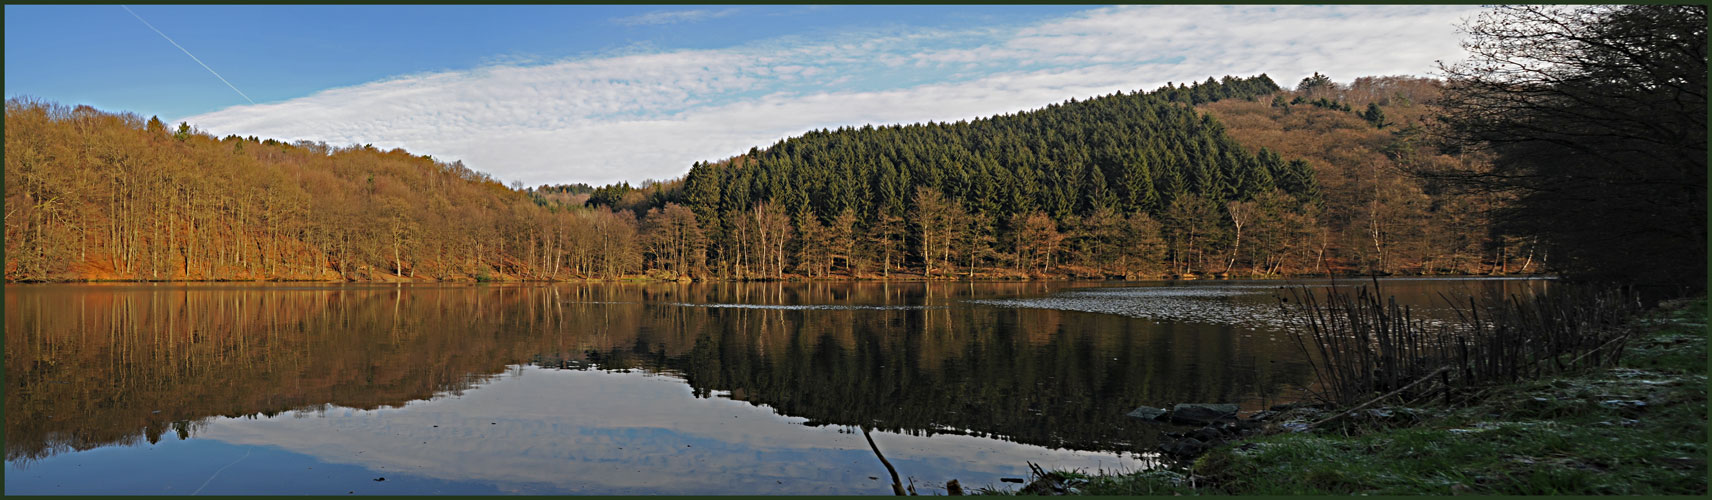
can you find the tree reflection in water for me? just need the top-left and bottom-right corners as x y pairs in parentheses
(5, 281), (1315, 466)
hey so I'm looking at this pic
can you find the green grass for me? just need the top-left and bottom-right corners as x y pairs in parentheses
(1000, 297), (1707, 496)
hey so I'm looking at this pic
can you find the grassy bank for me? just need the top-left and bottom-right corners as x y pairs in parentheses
(997, 297), (1707, 495)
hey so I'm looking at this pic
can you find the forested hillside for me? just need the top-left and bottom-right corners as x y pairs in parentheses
(1202, 74), (1521, 276)
(5, 74), (1530, 282)
(4, 99), (642, 282)
(662, 75), (1327, 279)
(609, 74), (1529, 280)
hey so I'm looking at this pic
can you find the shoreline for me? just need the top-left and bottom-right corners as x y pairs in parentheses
(989, 296), (1707, 495)
(3, 272), (1555, 285)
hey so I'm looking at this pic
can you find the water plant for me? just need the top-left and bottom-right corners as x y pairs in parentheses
(1282, 279), (1643, 407)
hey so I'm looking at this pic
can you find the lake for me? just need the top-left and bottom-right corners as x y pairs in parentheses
(4, 278), (1548, 495)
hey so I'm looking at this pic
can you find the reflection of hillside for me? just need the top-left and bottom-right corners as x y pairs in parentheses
(5, 282), (1313, 464)
(552, 284), (1318, 453)
(5, 285), (553, 463)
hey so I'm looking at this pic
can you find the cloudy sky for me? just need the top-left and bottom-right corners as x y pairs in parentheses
(4, 5), (1483, 187)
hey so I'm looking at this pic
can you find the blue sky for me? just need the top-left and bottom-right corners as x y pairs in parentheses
(4, 5), (1483, 186)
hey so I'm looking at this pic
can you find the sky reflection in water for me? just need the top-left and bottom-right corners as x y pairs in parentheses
(4, 279), (1545, 494)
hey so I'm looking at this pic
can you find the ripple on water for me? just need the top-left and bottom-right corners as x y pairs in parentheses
(967, 285), (1481, 332)
(966, 286), (1296, 328)
(667, 303), (945, 311)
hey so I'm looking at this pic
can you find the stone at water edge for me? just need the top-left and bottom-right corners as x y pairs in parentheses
(1158, 437), (1210, 459)
(1189, 427), (1224, 443)
(1170, 403), (1239, 425)
(1126, 406), (1170, 421)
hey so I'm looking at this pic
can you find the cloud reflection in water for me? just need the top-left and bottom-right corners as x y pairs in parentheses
(198, 367), (1141, 494)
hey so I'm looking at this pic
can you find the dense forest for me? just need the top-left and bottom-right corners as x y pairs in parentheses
(5, 102), (645, 282)
(660, 75), (1327, 280)
(1203, 75), (1516, 277)
(636, 73), (1523, 280)
(6, 74), (1538, 282)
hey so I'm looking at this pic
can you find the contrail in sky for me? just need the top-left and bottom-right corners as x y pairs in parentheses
(120, 5), (256, 105)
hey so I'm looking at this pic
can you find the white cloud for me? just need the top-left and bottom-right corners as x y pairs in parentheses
(612, 8), (740, 27)
(181, 5), (1484, 187)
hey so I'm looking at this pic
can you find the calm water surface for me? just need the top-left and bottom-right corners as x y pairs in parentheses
(4, 278), (1547, 494)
